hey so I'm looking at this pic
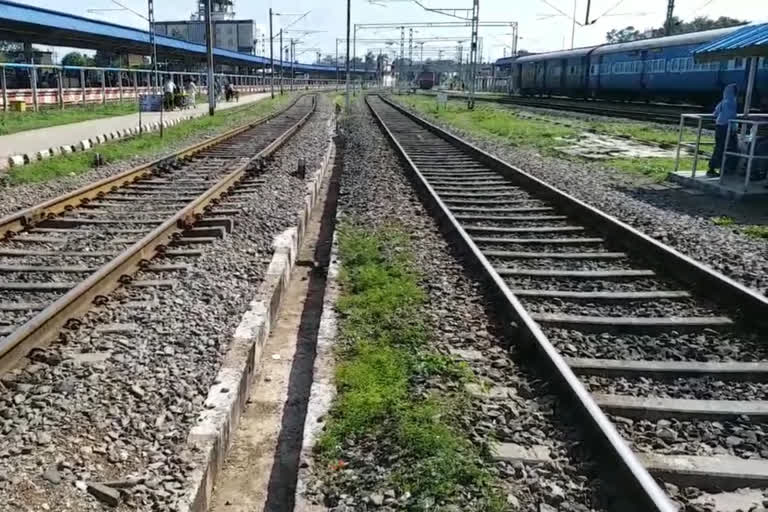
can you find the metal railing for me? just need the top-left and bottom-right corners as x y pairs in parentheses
(0, 62), (350, 112)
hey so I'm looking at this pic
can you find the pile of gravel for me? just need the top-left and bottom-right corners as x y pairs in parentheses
(391, 97), (768, 296)
(302, 98), (609, 511)
(0, 96), (333, 511)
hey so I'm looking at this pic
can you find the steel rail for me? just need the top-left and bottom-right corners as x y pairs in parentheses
(0, 95), (317, 372)
(0, 93), (311, 239)
(422, 91), (695, 124)
(381, 95), (768, 317)
(366, 93), (679, 511)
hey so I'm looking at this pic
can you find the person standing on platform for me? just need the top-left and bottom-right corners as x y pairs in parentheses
(708, 83), (738, 177)
(186, 79), (198, 109)
(164, 77), (176, 111)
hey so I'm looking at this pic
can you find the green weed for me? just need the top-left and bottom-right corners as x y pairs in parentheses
(398, 96), (576, 152)
(742, 225), (768, 239)
(0, 102), (138, 136)
(5, 94), (296, 185)
(398, 95), (704, 182)
(712, 216), (735, 226)
(316, 223), (504, 509)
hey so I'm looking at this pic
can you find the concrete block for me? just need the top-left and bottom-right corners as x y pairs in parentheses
(79, 140), (91, 151)
(176, 135), (337, 512)
(8, 155), (25, 168)
(23, 153), (35, 164)
(49, 146), (61, 157)
(465, 383), (516, 400)
(449, 348), (484, 361)
(87, 482), (121, 507)
(491, 443), (551, 464)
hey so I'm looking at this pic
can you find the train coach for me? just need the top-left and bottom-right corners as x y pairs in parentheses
(497, 27), (768, 107)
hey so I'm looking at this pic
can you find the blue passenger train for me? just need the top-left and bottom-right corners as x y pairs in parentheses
(495, 28), (768, 108)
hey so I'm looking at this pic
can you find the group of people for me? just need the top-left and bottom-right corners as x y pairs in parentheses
(162, 77), (239, 111)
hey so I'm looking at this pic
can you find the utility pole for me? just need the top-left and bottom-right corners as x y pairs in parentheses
(269, 8), (274, 98)
(399, 26), (405, 89)
(467, 0), (479, 109)
(203, 0), (215, 116)
(408, 28), (413, 84)
(148, 0), (159, 93)
(665, 0), (675, 36)
(290, 39), (295, 91)
(279, 29), (284, 95)
(352, 24), (357, 81)
(584, 0), (592, 25)
(336, 39), (340, 89)
(570, 0), (577, 49)
(345, 0), (351, 109)
(284, 44), (289, 94)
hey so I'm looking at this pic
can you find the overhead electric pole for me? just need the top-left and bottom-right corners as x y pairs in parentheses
(467, 0), (479, 109)
(148, 0), (159, 93)
(203, 0), (215, 116)
(665, 0), (675, 36)
(279, 29), (284, 95)
(345, 0), (351, 109)
(269, 8), (274, 98)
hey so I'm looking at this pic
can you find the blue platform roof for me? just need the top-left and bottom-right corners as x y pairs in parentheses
(0, 0), (366, 74)
(694, 23), (768, 61)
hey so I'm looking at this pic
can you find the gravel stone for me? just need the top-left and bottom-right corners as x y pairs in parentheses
(0, 94), (334, 511)
(303, 98), (607, 511)
(392, 96), (768, 296)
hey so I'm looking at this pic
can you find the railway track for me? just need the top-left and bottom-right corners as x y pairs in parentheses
(425, 91), (702, 125)
(0, 93), (316, 372)
(367, 94), (768, 511)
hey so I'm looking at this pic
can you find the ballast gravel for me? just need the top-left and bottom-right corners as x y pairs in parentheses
(0, 94), (303, 219)
(302, 100), (610, 511)
(0, 95), (333, 511)
(391, 97), (768, 295)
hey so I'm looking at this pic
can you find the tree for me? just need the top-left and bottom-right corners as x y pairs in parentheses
(93, 50), (119, 67)
(318, 53), (336, 65)
(606, 15), (748, 43)
(364, 51), (375, 72)
(0, 40), (21, 62)
(606, 26), (642, 43)
(61, 52), (90, 67)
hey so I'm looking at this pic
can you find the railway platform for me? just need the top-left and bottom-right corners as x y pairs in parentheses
(668, 171), (768, 200)
(0, 92), (271, 171)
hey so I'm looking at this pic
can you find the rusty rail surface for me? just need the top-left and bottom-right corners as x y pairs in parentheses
(0, 94), (317, 372)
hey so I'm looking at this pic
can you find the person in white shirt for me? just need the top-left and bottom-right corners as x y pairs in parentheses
(185, 79), (198, 108)
(164, 78), (176, 110)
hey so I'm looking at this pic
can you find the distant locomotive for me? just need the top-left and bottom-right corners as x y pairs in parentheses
(417, 71), (438, 90)
(495, 27), (767, 107)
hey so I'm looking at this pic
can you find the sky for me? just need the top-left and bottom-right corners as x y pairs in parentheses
(20, 0), (767, 64)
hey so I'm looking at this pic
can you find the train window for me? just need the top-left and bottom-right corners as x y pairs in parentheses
(734, 58), (744, 69)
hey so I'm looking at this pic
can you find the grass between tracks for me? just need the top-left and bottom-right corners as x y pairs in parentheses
(398, 94), (697, 182)
(315, 224), (504, 510)
(712, 216), (768, 240)
(4, 93), (295, 185)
